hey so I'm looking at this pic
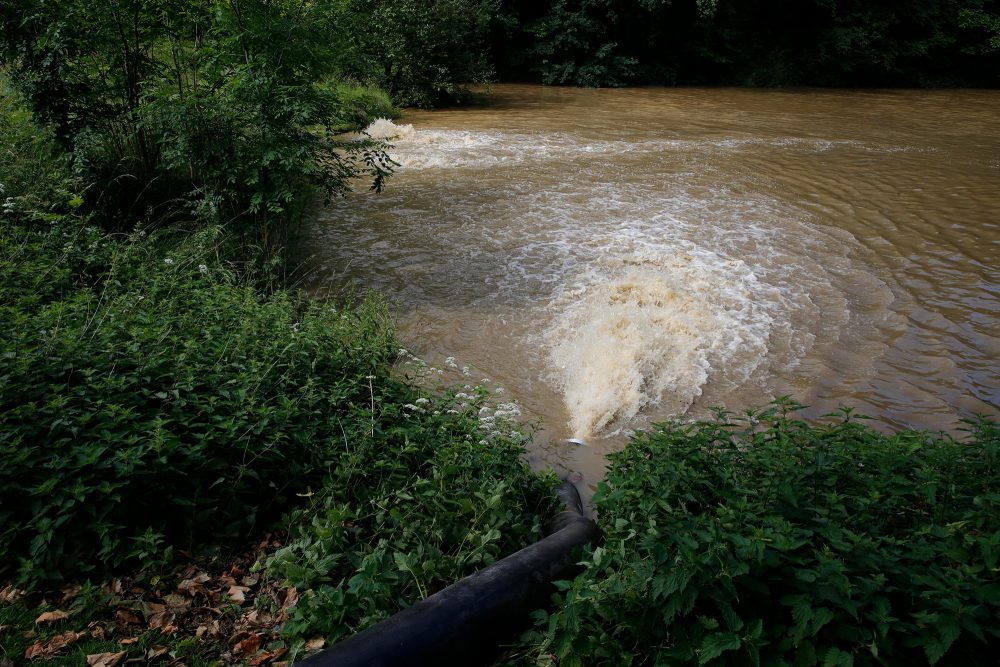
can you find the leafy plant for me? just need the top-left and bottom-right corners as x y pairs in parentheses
(352, 0), (498, 107)
(519, 401), (1000, 665)
(1, 0), (394, 236)
(0, 201), (404, 586)
(268, 384), (557, 655)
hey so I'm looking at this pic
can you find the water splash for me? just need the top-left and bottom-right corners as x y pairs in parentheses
(544, 248), (774, 437)
(362, 118), (416, 141)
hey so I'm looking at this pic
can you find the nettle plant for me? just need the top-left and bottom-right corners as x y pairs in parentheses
(522, 401), (1000, 666)
(267, 382), (557, 654)
(1, 0), (394, 234)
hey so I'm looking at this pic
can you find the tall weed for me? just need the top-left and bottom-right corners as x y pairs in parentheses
(520, 402), (1000, 665)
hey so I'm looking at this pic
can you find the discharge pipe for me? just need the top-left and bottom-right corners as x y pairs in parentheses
(296, 480), (599, 667)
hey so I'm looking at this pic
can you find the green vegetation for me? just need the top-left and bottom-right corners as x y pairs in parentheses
(493, 0), (1000, 87)
(4, 0), (1000, 664)
(0, 55), (554, 662)
(517, 402), (1000, 665)
(351, 0), (499, 108)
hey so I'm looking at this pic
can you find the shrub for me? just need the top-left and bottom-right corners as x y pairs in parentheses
(520, 401), (1000, 666)
(353, 0), (498, 107)
(0, 216), (403, 587)
(1, 0), (394, 234)
(268, 385), (557, 653)
(323, 81), (399, 132)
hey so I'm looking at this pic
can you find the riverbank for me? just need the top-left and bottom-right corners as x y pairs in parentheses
(0, 77), (556, 664)
(3, 60), (1000, 667)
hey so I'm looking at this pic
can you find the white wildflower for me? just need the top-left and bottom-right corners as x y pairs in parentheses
(163, 258), (174, 265)
(462, 366), (471, 377)
(415, 397), (430, 405)
(445, 356), (458, 369)
(198, 264), (208, 274)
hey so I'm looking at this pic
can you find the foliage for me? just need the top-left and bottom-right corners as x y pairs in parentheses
(267, 385), (557, 655)
(493, 0), (1000, 87)
(526, 0), (639, 86)
(321, 81), (399, 132)
(1, 80), (556, 667)
(351, 0), (498, 107)
(0, 0), (394, 235)
(519, 401), (1000, 666)
(0, 210), (404, 587)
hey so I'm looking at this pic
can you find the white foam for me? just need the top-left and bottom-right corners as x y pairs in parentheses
(362, 118), (416, 140)
(543, 247), (774, 437)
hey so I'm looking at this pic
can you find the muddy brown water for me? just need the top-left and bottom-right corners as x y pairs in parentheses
(301, 84), (1000, 494)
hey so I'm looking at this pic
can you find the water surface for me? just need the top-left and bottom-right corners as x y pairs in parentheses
(302, 85), (1000, 486)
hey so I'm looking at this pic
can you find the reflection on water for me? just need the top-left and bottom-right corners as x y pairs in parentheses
(302, 85), (1000, 488)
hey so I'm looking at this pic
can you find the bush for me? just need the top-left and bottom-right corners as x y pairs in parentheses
(323, 81), (399, 132)
(353, 0), (498, 107)
(1, 0), (394, 234)
(268, 385), (557, 652)
(0, 213), (405, 586)
(520, 401), (1000, 666)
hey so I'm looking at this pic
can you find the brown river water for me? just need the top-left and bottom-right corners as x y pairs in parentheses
(302, 84), (1000, 492)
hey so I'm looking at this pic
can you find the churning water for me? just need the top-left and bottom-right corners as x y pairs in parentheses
(303, 85), (1000, 484)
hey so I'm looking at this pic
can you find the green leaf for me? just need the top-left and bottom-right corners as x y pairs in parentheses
(698, 632), (741, 664)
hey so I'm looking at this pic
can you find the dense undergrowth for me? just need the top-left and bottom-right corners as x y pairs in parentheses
(4, 1), (1000, 664)
(0, 64), (555, 664)
(516, 402), (1000, 666)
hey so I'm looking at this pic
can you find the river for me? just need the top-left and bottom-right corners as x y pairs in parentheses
(302, 85), (1000, 488)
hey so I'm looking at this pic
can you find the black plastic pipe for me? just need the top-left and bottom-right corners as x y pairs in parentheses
(296, 481), (599, 667)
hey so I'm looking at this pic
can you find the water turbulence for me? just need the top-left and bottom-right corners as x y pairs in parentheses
(545, 249), (773, 437)
(304, 86), (1000, 483)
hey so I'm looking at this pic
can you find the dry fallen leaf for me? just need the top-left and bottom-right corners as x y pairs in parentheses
(148, 611), (175, 631)
(120, 637), (140, 645)
(146, 646), (170, 661)
(114, 609), (142, 626)
(177, 572), (210, 596)
(250, 647), (289, 666)
(281, 587), (298, 611)
(233, 633), (264, 658)
(34, 610), (70, 625)
(1, 585), (25, 604)
(88, 623), (106, 640)
(24, 630), (84, 660)
(304, 637), (325, 652)
(86, 650), (127, 667)
(228, 585), (250, 604)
